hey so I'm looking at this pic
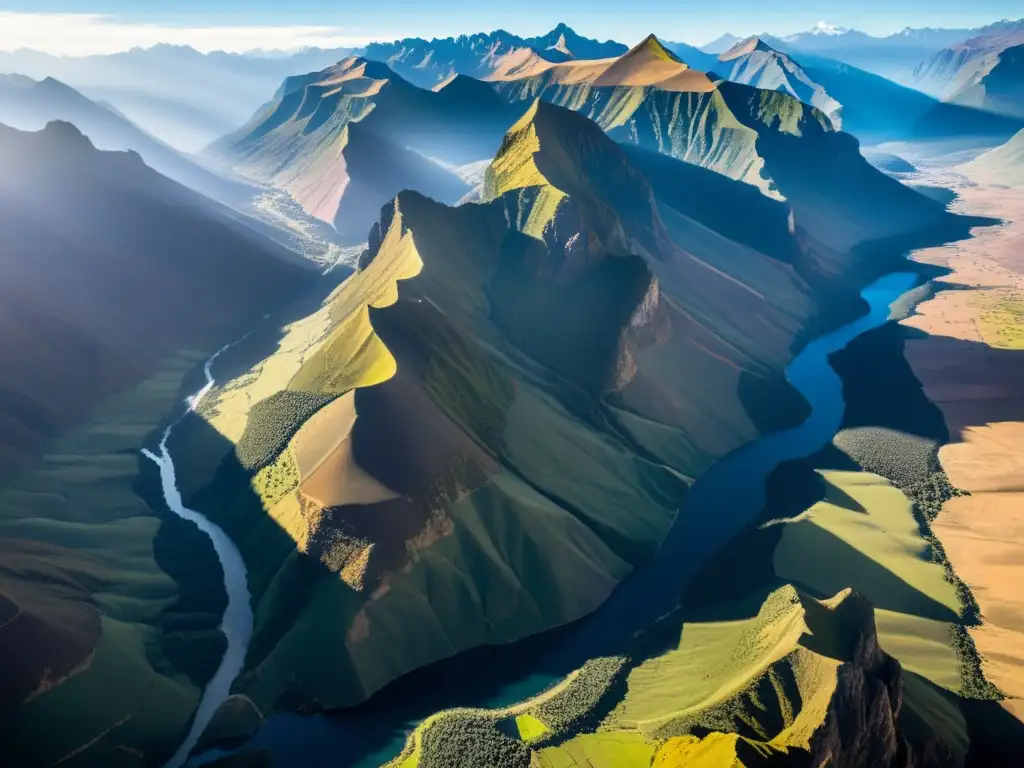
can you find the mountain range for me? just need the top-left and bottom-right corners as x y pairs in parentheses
(0, 44), (356, 151)
(4, 14), (1024, 768)
(165, 90), (967, 740)
(762, 22), (984, 82)
(209, 57), (520, 242)
(0, 74), (254, 204)
(362, 23), (628, 89)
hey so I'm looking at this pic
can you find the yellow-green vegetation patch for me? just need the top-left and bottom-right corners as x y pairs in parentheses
(607, 586), (811, 738)
(288, 305), (396, 394)
(534, 731), (654, 768)
(529, 655), (630, 736)
(514, 713), (549, 743)
(973, 288), (1024, 349)
(251, 449), (300, 510)
(653, 732), (785, 767)
(773, 470), (962, 689)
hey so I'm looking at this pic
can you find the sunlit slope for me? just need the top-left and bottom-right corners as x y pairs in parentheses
(489, 35), (956, 253)
(396, 586), (945, 768)
(208, 57), (518, 241)
(715, 36), (843, 127)
(171, 100), (847, 718)
(489, 37), (771, 193)
(949, 43), (1024, 119)
(961, 128), (1024, 187)
(0, 122), (309, 766)
(396, 471), (978, 767)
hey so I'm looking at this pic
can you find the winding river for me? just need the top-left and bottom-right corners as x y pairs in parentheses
(143, 343), (255, 768)
(168, 271), (918, 767)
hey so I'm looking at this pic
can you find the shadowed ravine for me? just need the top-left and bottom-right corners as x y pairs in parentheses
(179, 271), (919, 767)
(143, 341), (255, 768)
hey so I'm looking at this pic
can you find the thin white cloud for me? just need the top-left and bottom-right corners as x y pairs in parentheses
(0, 12), (374, 55)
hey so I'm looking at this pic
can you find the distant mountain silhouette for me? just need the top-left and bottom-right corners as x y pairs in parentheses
(700, 33), (742, 54)
(766, 23), (981, 82)
(912, 18), (1024, 98)
(945, 43), (1024, 118)
(794, 53), (1023, 144)
(363, 23), (628, 88)
(0, 75), (253, 204)
(0, 45), (358, 151)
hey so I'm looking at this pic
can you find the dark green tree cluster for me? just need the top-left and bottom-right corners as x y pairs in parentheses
(833, 427), (936, 488)
(234, 390), (336, 471)
(950, 624), (1003, 700)
(418, 714), (530, 768)
(532, 656), (630, 736)
(904, 472), (969, 522)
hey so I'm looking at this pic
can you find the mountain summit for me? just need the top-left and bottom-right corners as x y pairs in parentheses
(715, 36), (843, 126)
(362, 24), (628, 88)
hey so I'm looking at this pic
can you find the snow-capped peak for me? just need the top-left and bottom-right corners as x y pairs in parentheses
(807, 21), (849, 36)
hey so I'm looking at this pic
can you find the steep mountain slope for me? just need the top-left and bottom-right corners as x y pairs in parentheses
(912, 19), (1024, 99)
(961, 128), (1024, 186)
(164, 97), (933, 724)
(947, 43), (1024, 119)
(400, 586), (946, 768)
(363, 23), (627, 89)
(209, 57), (519, 242)
(489, 36), (960, 253)
(0, 74), (253, 204)
(660, 41), (718, 72)
(792, 53), (1024, 145)
(0, 44), (357, 151)
(714, 36), (842, 127)
(0, 121), (310, 766)
(487, 36), (770, 192)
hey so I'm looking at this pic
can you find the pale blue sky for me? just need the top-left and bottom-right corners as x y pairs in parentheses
(0, 1), (1021, 53)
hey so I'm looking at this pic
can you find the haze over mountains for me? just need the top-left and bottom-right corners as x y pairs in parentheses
(912, 21), (1024, 119)
(0, 74), (253, 204)
(0, 119), (311, 764)
(0, 45), (355, 150)
(4, 9), (1024, 768)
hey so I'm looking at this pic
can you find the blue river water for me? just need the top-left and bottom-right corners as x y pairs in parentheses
(186, 270), (919, 767)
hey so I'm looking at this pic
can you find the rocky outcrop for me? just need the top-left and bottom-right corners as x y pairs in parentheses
(807, 591), (905, 768)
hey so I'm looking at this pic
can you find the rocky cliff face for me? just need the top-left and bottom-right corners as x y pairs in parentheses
(808, 591), (906, 768)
